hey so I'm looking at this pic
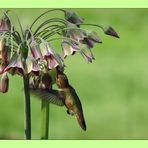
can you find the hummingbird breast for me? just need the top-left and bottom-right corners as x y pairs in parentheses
(65, 94), (75, 111)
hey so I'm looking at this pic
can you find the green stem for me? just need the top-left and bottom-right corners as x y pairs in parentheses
(30, 9), (66, 29)
(41, 99), (49, 140)
(35, 25), (62, 37)
(42, 27), (88, 40)
(33, 18), (67, 35)
(79, 23), (104, 31)
(23, 75), (31, 140)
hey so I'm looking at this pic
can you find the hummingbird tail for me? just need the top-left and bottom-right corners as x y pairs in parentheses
(76, 113), (87, 131)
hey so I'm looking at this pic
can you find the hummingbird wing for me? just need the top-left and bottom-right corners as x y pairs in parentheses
(30, 88), (64, 106)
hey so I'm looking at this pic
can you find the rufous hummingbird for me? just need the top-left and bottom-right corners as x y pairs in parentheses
(30, 71), (87, 131)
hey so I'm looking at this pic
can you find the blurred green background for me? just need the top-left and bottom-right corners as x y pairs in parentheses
(0, 9), (148, 139)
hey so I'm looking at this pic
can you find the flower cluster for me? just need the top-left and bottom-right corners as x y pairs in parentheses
(0, 9), (119, 93)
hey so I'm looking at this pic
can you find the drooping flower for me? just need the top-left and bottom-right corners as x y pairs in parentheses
(0, 38), (10, 62)
(40, 42), (64, 69)
(61, 41), (79, 58)
(25, 57), (40, 76)
(79, 44), (95, 63)
(0, 61), (8, 74)
(65, 11), (84, 24)
(0, 72), (9, 93)
(4, 53), (25, 76)
(29, 39), (43, 60)
(83, 31), (102, 48)
(66, 28), (86, 42)
(0, 15), (11, 32)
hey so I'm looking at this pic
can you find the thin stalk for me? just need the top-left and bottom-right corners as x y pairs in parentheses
(79, 23), (104, 31)
(42, 27), (88, 40)
(33, 18), (67, 35)
(42, 28), (64, 40)
(30, 9), (66, 29)
(47, 37), (79, 45)
(41, 99), (49, 139)
(23, 75), (31, 139)
(6, 10), (24, 40)
(35, 25), (62, 37)
(39, 27), (62, 38)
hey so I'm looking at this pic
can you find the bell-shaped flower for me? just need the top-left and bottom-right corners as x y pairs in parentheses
(61, 41), (79, 58)
(104, 26), (119, 38)
(4, 53), (25, 76)
(65, 11), (84, 24)
(0, 15), (11, 32)
(25, 57), (40, 76)
(67, 28), (86, 42)
(79, 44), (95, 63)
(83, 31), (102, 48)
(0, 38), (10, 62)
(0, 61), (8, 74)
(0, 73), (9, 93)
(40, 42), (64, 69)
(30, 39), (43, 60)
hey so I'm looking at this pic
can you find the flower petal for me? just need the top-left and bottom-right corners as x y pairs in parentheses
(30, 40), (43, 60)
(0, 15), (11, 32)
(61, 41), (79, 58)
(26, 57), (40, 76)
(4, 53), (24, 76)
(87, 31), (102, 43)
(80, 45), (95, 63)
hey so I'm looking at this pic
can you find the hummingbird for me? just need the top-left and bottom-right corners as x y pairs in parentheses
(30, 71), (87, 131)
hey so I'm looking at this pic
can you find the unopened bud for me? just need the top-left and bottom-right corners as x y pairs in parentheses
(0, 73), (9, 93)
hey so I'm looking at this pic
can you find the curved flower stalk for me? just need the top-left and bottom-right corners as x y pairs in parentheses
(0, 9), (119, 139)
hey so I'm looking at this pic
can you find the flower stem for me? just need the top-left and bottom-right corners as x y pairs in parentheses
(30, 9), (66, 29)
(23, 75), (31, 139)
(41, 99), (49, 139)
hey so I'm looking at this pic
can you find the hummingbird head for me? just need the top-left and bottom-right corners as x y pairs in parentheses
(56, 73), (69, 88)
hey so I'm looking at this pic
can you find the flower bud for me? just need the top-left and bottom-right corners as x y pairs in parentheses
(82, 31), (102, 48)
(104, 26), (119, 38)
(65, 11), (84, 24)
(67, 28), (85, 42)
(0, 73), (9, 93)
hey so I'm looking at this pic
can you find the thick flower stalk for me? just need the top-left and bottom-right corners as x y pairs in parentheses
(0, 9), (119, 139)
